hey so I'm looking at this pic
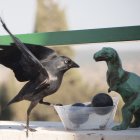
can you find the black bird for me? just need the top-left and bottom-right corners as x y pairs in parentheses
(0, 18), (79, 136)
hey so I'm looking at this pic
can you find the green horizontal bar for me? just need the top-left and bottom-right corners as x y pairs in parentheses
(0, 25), (140, 46)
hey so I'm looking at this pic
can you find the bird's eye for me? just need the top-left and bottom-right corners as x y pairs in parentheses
(64, 59), (70, 64)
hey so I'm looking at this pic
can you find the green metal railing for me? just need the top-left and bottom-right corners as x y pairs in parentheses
(0, 25), (140, 46)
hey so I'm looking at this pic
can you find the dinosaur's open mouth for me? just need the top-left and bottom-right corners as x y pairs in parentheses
(94, 56), (106, 61)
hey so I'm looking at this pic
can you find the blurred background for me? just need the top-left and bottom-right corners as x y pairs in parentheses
(0, 0), (140, 123)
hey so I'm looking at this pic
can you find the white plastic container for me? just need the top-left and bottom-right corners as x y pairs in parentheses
(54, 96), (119, 130)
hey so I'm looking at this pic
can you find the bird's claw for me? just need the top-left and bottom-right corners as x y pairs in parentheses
(29, 127), (37, 132)
(50, 103), (63, 107)
(21, 124), (37, 137)
(55, 103), (63, 106)
(21, 124), (37, 132)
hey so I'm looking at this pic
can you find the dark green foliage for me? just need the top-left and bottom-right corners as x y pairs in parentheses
(0, 84), (13, 120)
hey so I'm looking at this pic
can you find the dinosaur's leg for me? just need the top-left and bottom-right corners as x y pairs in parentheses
(112, 104), (133, 130)
(130, 109), (140, 128)
(112, 96), (140, 130)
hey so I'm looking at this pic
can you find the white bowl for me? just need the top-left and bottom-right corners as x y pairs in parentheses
(54, 96), (119, 130)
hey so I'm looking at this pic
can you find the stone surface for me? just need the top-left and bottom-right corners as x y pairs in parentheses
(0, 121), (139, 140)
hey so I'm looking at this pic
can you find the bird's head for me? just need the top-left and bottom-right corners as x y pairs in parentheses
(54, 56), (79, 72)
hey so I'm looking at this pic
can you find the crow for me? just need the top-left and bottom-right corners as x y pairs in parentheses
(0, 18), (79, 136)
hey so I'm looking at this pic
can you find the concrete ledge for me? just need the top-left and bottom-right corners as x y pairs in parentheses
(0, 121), (140, 140)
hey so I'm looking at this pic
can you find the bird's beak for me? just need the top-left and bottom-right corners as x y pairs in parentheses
(71, 61), (79, 68)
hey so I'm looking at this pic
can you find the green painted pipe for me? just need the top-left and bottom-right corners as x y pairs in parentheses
(0, 25), (140, 46)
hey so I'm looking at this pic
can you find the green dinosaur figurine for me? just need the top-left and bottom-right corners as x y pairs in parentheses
(94, 47), (140, 130)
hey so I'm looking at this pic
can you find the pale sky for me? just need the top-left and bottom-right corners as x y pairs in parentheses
(58, 0), (140, 51)
(0, 0), (37, 35)
(58, 0), (140, 30)
(0, 0), (140, 34)
(0, 0), (140, 50)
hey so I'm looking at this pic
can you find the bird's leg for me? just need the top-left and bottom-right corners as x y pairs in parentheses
(39, 99), (52, 106)
(39, 99), (63, 106)
(26, 101), (38, 137)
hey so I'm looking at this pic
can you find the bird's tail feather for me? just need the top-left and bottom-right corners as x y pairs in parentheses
(2, 97), (21, 112)
(0, 17), (14, 37)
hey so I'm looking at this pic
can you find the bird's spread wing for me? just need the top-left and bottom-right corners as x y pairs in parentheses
(0, 18), (57, 82)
